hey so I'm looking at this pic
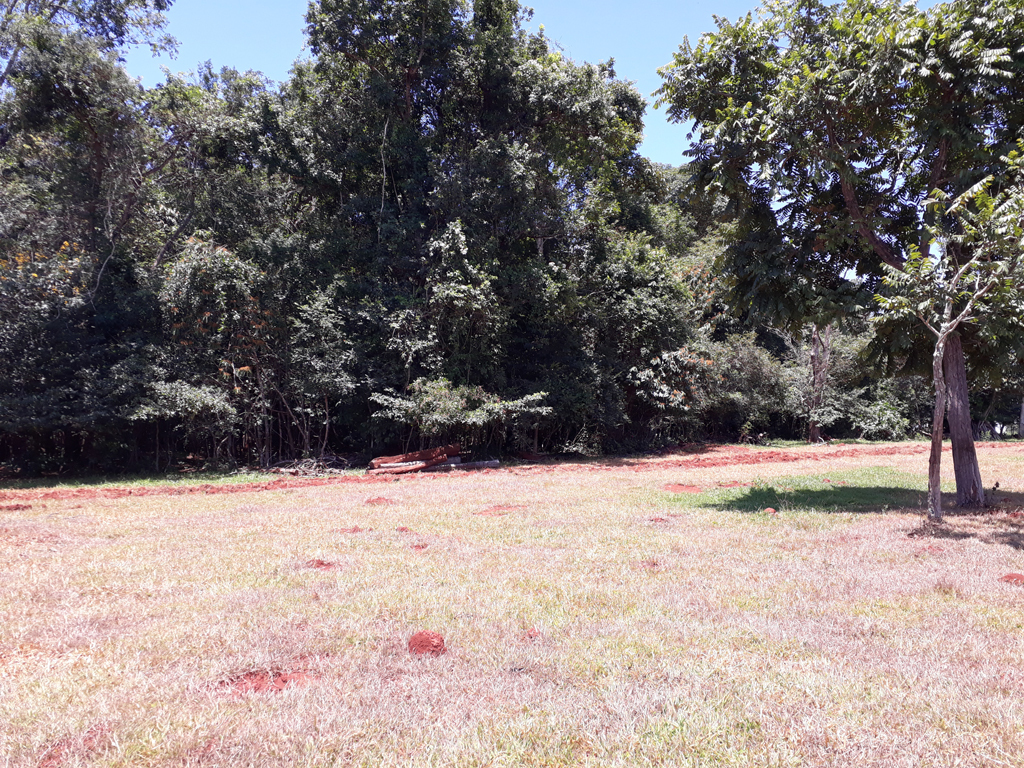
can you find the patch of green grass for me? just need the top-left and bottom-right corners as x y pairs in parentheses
(0, 468), (367, 491)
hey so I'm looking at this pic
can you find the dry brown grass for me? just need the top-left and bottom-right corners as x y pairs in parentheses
(1, 441), (1023, 766)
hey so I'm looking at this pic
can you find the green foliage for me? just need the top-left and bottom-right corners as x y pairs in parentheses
(370, 377), (550, 449)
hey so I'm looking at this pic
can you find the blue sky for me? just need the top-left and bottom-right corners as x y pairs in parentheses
(123, 0), (758, 165)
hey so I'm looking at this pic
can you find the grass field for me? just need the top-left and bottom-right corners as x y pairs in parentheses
(1, 441), (1023, 767)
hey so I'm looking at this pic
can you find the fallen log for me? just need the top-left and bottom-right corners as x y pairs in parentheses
(374, 456), (462, 470)
(367, 457), (449, 475)
(368, 444), (460, 469)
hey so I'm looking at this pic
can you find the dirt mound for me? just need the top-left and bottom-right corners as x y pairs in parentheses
(39, 725), (109, 768)
(304, 559), (341, 570)
(476, 504), (525, 516)
(999, 573), (1024, 586)
(408, 631), (446, 656)
(219, 669), (314, 695)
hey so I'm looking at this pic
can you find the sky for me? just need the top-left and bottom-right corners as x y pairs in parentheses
(122, 0), (758, 165)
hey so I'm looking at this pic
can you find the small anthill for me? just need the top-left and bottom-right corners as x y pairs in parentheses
(408, 630), (446, 656)
(764, 507), (778, 515)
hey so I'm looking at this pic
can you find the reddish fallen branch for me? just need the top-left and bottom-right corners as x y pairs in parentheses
(368, 444), (460, 469)
(367, 444), (500, 474)
(367, 457), (450, 475)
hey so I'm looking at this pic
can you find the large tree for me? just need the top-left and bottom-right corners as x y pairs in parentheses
(657, 0), (1024, 506)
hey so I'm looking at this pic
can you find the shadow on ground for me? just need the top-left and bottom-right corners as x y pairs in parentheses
(710, 484), (928, 514)
(907, 493), (1024, 550)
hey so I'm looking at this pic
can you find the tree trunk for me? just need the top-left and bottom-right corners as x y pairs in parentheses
(928, 340), (948, 521)
(807, 324), (831, 443)
(1019, 399), (1024, 438)
(942, 333), (985, 507)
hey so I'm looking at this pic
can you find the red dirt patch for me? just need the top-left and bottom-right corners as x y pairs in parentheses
(304, 559), (341, 570)
(396, 526), (413, 533)
(335, 525), (365, 534)
(476, 504), (525, 516)
(999, 573), (1024, 586)
(39, 725), (110, 768)
(0, 503), (31, 511)
(664, 484), (702, 493)
(764, 507), (778, 515)
(717, 481), (751, 488)
(408, 630), (446, 656)
(637, 558), (663, 570)
(524, 626), (541, 640)
(219, 669), (314, 695)
(649, 516), (670, 523)
(915, 545), (945, 557)
(364, 496), (394, 506)
(410, 543), (429, 551)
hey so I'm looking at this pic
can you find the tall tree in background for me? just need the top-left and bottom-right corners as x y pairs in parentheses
(657, 0), (1024, 506)
(0, 0), (177, 470)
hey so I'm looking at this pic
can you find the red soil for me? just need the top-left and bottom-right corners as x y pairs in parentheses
(336, 525), (365, 533)
(663, 484), (702, 493)
(396, 526), (413, 533)
(0, 503), (31, 510)
(524, 627), (541, 640)
(717, 481), (751, 488)
(649, 516), (670, 523)
(4, 442), (1017, 503)
(999, 573), (1024, 586)
(476, 504), (526, 516)
(410, 543), (429, 551)
(219, 669), (314, 695)
(365, 496), (394, 505)
(764, 507), (778, 515)
(408, 630), (446, 656)
(38, 725), (109, 768)
(305, 559), (341, 570)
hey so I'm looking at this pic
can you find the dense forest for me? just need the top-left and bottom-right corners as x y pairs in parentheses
(1, 0), (1022, 478)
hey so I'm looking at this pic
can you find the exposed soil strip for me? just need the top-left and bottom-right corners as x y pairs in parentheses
(4, 442), (1018, 502)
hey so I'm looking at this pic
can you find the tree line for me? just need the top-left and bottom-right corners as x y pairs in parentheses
(1, 0), (1022, 502)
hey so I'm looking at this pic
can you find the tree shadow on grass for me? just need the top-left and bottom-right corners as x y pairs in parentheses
(710, 484), (928, 515)
(906, 493), (1024, 551)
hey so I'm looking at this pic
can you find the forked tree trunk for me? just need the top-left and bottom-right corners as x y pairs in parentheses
(942, 333), (985, 507)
